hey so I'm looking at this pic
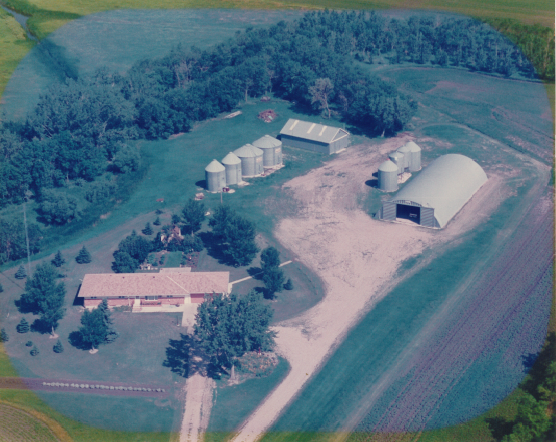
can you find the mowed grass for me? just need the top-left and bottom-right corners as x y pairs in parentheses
(206, 357), (290, 440)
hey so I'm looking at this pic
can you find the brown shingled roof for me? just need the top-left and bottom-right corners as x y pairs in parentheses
(78, 272), (230, 298)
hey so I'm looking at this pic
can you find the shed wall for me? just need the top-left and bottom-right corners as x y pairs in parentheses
(281, 135), (330, 154)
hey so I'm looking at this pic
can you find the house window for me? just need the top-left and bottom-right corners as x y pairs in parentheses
(146, 296), (158, 301)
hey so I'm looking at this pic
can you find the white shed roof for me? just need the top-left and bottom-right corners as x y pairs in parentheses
(280, 119), (349, 144)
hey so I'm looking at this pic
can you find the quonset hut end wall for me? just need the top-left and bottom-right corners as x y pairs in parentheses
(380, 154), (487, 229)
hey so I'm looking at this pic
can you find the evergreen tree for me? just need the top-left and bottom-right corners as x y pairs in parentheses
(181, 198), (206, 235)
(0, 328), (9, 342)
(16, 318), (30, 333)
(284, 278), (294, 290)
(78, 307), (108, 351)
(194, 291), (275, 379)
(51, 250), (66, 268)
(30, 345), (39, 356)
(142, 222), (153, 236)
(260, 247), (280, 270)
(20, 263), (66, 335)
(53, 339), (64, 353)
(97, 299), (118, 343)
(153, 216), (161, 226)
(262, 266), (285, 298)
(25, 341), (33, 347)
(75, 246), (92, 264)
(14, 265), (27, 279)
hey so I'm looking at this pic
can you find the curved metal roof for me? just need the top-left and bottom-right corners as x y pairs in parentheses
(221, 152), (241, 165)
(390, 154), (487, 228)
(234, 144), (263, 158)
(205, 159), (225, 173)
(379, 160), (398, 172)
(252, 135), (281, 149)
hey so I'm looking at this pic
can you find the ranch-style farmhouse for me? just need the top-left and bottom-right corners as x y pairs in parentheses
(78, 269), (230, 309)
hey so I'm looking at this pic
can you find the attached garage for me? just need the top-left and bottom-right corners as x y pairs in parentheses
(280, 119), (349, 154)
(380, 154), (487, 229)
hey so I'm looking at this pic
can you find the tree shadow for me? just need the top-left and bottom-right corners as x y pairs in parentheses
(14, 297), (38, 315)
(30, 319), (51, 335)
(199, 231), (234, 266)
(247, 267), (263, 280)
(486, 416), (514, 441)
(520, 332), (555, 398)
(68, 330), (90, 350)
(163, 334), (191, 378)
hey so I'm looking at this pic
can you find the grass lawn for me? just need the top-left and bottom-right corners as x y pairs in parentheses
(206, 357), (290, 440)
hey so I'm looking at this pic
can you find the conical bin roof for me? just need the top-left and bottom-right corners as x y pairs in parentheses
(234, 144), (263, 158)
(378, 160), (398, 172)
(405, 141), (421, 152)
(221, 152), (241, 165)
(252, 135), (281, 149)
(205, 159), (225, 173)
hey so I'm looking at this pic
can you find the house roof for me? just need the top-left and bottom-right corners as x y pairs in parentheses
(280, 119), (349, 144)
(78, 272), (230, 298)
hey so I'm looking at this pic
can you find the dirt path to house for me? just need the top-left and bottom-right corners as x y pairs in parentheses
(229, 135), (524, 442)
(179, 373), (215, 442)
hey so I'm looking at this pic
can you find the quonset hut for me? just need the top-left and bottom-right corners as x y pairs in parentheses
(234, 144), (264, 178)
(380, 154), (487, 228)
(280, 119), (349, 154)
(205, 160), (226, 193)
(252, 135), (283, 169)
(221, 152), (242, 185)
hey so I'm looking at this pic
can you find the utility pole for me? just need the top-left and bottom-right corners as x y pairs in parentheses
(23, 191), (32, 276)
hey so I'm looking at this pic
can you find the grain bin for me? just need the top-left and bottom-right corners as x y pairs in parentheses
(406, 141), (422, 172)
(252, 135), (283, 168)
(205, 160), (226, 193)
(396, 143), (411, 170)
(388, 151), (405, 175)
(378, 160), (398, 192)
(221, 152), (242, 185)
(233, 144), (264, 178)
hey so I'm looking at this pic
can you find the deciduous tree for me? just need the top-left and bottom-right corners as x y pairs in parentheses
(181, 198), (205, 235)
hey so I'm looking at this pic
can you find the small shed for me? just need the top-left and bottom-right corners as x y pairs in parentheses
(205, 159), (226, 193)
(252, 135), (283, 169)
(234, 144), (264, 178)
(279, 119), (349, 154)
(221, 152), (242, 185)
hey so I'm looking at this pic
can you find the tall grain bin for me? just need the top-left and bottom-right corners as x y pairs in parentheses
(221, 152), (242, 185)
(406, 141), (422, 172)
(378, 160), (398, 192)
(205, 160), (226, 193)
(396, 144), (412, 170)
(252, 135), (283, 169)
(233, 144), (264, 178)
(388, 151), (405, 175)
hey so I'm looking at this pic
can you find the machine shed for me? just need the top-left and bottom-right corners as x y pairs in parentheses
(279, 119), (349, 154)
(380, 154), (487, 228)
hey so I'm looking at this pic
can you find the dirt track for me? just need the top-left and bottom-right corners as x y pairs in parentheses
(229, 136), (517, 442)
(179, 373), (215, 442)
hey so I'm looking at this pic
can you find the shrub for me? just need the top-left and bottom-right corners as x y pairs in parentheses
(30, 345), (39, 356)
(14, 265), (27, 279)
(159, 255), (166, 265)
(16, 318), (29, 333)
(39, 189), (82, 225)
(142, 222), (153, 235)
(153, 216), (161, 226)
(0, 328), (9, 343)
(75, 246), (92, 264)
(51, 250), (66, 268)
(25, 341), (33, 347)
(84, 179), (117, 203)
(53, 340), (64, 353)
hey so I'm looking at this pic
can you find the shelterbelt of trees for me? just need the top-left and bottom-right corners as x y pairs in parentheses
(0, 10), (543, 264)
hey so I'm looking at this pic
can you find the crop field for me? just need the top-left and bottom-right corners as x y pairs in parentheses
(0, 403), (59, 441)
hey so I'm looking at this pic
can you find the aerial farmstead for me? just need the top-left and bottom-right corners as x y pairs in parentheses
(379, 153), (488, 228)
(280, 119), (350, 154)
(78, 270), (230, 310)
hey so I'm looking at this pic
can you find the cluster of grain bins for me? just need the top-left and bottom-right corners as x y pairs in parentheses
(378, 141), (422, 192)
(204, 135), (283, 192)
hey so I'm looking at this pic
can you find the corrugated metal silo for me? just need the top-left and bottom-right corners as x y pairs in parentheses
(205, 160), (226, 193)
(252, 135), (283, 169)
(233, 144), (264, 177)
(378, 160), (398, 192)
(221, 152), (242, 185)
(388, 151), (405, 175)
(406, 141), (422, 172)
(396, 144), (411, 170)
